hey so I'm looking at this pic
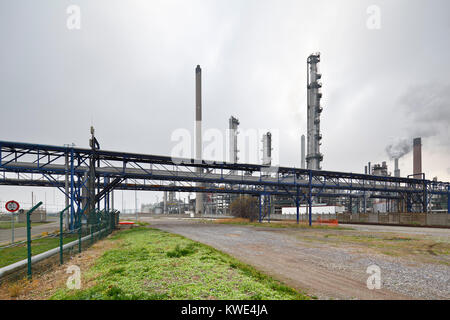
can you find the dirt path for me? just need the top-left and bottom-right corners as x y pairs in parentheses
(146, 218), (449, 300)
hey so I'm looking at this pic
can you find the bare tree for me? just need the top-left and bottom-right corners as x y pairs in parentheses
(230, 195), (259, 222)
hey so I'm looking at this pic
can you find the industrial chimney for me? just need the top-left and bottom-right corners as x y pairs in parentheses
(262, 132), (272, 166)
(229, 116), (239, 164)
(413, 137), (422, 178)
(394, 158), (400, 177)
(195, 65), (203, 214)
(301, 134), (306, 169)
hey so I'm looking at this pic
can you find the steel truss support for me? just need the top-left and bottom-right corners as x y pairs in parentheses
(448, 185), (450, 214)
(1, 140), (449, 224)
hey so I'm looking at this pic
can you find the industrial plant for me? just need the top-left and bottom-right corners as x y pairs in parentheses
(129, 55), (449, 224)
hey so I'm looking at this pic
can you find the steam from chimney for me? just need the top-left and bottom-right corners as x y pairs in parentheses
(385, 137), (412, 160)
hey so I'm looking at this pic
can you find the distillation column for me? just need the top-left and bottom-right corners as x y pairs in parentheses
(306, 53), (323, 170)
(262, 132), (272, 167)
(229, 116), (240, 174)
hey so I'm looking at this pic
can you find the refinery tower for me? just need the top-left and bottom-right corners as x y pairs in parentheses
(306, 53), (324, 170)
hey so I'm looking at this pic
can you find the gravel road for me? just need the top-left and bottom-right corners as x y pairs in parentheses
(145, 217), (449, 300)
(0, 221), (59, 245)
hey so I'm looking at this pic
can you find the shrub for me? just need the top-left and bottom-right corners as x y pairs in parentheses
(229, 196), (259, 221)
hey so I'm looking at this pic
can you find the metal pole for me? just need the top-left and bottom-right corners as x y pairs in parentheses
(111, 190), (114, 211)
(308, 171), (312, 226)
(11, 212), (14, 244)
(65, 152), (70, 230)
(258, 195), (262, 223)
(59, 205), (70, 265)
(70, 148), (75, 230)
(135, 188), (138, 222)
(296, 187), (300, 224)
(78, 210), (82, 253)
(349, 196), (353, 214)
(26, 201), (43, 279)
(447, 185), (450, 214)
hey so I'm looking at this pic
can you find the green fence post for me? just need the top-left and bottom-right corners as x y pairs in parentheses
(78, 211), (82, 253)
(26, 201), (43, 279)
(95, 211), (99, 241)
(108, 212), (111, 235)
(59, 205), (71, 265)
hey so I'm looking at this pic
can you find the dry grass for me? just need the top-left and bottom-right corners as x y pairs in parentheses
(215, 218), (252, 224)
(0, 233), (121, 300)
(288, 228), (450, 265)
(212, 218), (347, 230)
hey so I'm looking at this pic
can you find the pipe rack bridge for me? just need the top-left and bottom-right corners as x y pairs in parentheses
(1, 140), (449, 218)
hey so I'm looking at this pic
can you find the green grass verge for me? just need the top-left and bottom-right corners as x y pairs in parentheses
(51, 227), (311, 300)
(0, 236), (78, 268)
(0, 221), (50, 230)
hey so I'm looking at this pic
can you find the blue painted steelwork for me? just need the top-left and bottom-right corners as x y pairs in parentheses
(448, 185), (450, 214)
(308, 171), (312, 226)
(1, 140), (449, 225)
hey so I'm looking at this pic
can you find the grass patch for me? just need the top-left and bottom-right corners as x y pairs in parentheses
(0, 221), (50, 230)
(51, 227), (311, 300)
(0, 236), (77, 268)
(135, 221), (150, 227)
(315, 232), (450, 258)
(166, 244), (197, 258)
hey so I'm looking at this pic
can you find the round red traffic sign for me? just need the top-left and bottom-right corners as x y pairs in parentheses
(5, 200), (20, 213)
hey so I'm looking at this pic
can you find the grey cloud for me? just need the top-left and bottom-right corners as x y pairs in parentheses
(398, 83), (450, 145)
(1, 0), (450, 208)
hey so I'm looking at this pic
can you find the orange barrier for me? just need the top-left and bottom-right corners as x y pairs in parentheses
(316, 218), (339, 226)
(119, 221), (135, 225)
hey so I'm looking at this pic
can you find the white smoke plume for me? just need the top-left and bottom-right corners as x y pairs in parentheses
(385, 137), (412, 160)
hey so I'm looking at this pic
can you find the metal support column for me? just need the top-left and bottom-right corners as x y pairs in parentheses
(447, 185), (450, 214)
(69, 148), (75, 230)
(296, 186), (300, 224)
(308, 171), (312, 226)
(423, 181), (428, 213)
(258, 194), (262, 223)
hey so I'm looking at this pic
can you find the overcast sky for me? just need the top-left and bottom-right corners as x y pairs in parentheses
(0, 0), (449, 210)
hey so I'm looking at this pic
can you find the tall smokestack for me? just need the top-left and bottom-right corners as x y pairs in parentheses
(301, 134), (306, 169)
(262, 132), (272, 166)
(413, 137), (422, 178)
(394, 158), (400, 177)
(195, 65), (203, 214)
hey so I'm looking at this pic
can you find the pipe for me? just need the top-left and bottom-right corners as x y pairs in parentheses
(0, 228), (107, 279)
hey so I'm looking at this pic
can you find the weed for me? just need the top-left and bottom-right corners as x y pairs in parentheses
(167, 244), (197, 258)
